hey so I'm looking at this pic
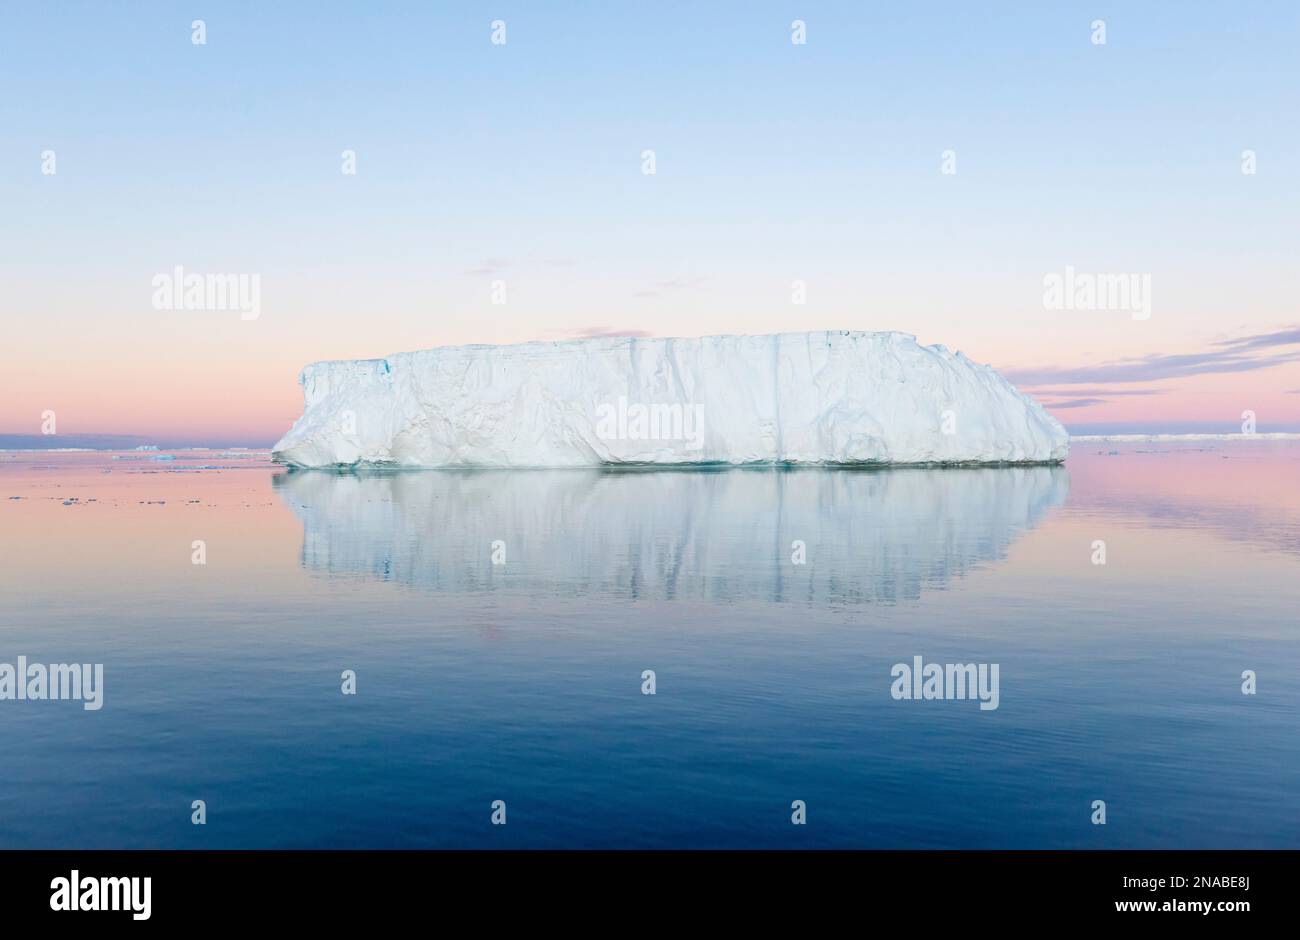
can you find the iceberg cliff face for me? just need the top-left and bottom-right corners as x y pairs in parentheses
(271, 331), (1068, 468)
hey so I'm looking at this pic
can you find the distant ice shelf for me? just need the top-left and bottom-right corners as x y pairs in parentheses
(1071, 433), (1300, 442)
(271, 330), (1069, 468)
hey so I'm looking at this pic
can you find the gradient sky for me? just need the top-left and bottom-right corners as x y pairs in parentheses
(2, 1), (1298, 444)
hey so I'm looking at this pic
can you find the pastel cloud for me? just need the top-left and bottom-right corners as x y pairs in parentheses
(1006, 327), (1300, 387)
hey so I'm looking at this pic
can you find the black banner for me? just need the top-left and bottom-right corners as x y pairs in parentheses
(0, 850), (1280, 925)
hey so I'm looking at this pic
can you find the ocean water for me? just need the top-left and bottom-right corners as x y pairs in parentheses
(1, 443), (1297, 848)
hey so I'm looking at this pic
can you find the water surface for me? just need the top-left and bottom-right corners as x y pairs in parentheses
(1, 443), (1296, 847)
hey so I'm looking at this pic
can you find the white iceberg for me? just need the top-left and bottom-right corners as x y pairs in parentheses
(272, 330), (1068, 468)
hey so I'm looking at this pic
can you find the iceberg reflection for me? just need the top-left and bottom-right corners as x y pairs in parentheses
(272, 467), (1068, 605)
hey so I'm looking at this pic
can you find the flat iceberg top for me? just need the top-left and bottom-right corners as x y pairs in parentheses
(272, 330), (1068, 468)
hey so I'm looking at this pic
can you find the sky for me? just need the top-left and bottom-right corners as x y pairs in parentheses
(2, 1), (1298, 445)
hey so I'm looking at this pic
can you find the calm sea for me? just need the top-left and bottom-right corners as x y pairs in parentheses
(1, 442), (1297, 848)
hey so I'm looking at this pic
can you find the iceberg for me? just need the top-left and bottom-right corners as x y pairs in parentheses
(271, 331), (1068, 468)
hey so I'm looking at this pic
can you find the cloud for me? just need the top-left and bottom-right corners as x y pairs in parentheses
(550, 326), (654, 340)
(634, 274), (709, 299)
(1031, 387), (1169, 410)
(1026, 388), (1167, 398)
(1006, 347), (1300, 387)
(465, 257), (579, 275)
(1043, 398), (1109, 409)
(1213, 326), (1300, 351)
(463, 258), (511, 277)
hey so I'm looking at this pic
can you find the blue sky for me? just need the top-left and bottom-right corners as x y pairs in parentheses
(2, 1), (1298, 441)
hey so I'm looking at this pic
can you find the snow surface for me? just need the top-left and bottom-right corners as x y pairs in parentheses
(271, 331), (1069, 468)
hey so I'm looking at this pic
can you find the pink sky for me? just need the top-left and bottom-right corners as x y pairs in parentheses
(4, 302), (1298, 444)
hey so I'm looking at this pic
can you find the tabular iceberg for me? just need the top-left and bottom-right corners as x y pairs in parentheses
(271, 331), (1068, 468)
